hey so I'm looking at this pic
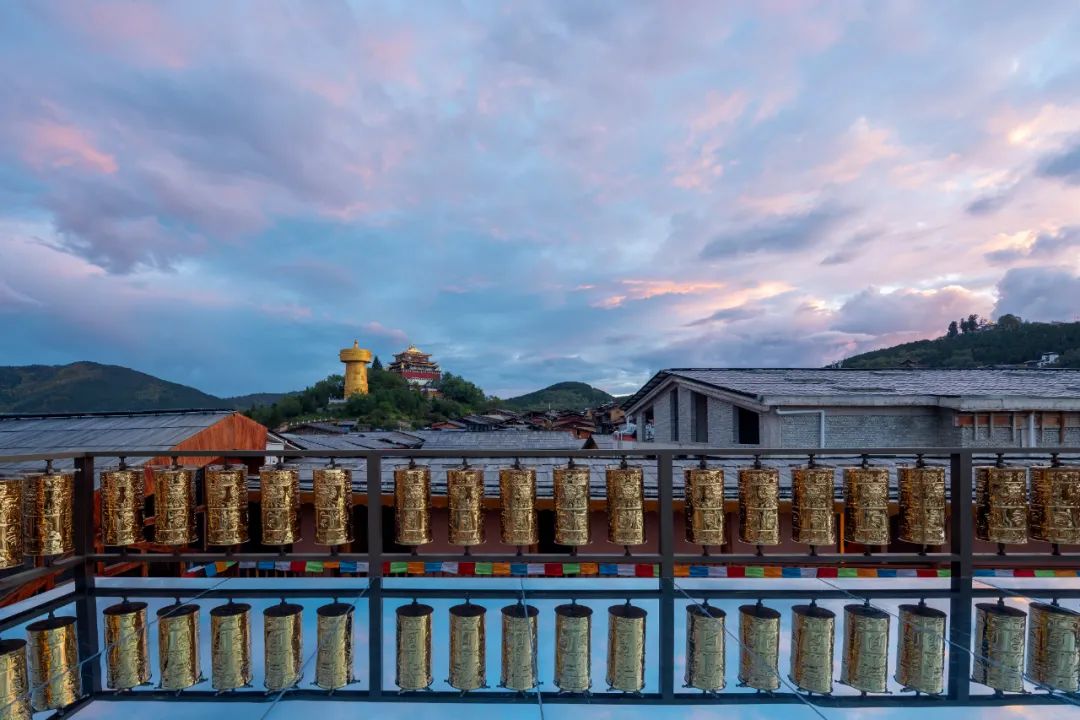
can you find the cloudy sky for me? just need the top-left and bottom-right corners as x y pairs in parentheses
(1, 1), (1079, 398)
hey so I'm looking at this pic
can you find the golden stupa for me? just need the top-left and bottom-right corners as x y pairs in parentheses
(340, 340), (373, 397)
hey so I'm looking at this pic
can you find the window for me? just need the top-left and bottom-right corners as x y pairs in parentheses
(692, 392), (709, 443)
(735, 406), (760, 445)
(670, 389), (680, 442)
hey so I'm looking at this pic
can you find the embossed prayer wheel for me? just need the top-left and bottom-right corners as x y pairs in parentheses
(396, 602), (434, 691)
(263, 602), (304, 691)
(22, 471), (74, 556)
(210, 603), (252, 691)
(789, 604), (835, 694)
(27, 616), (80, 710)
(1030, 466), (1080, 545)
(447, 468), (485, 546)
(840, 604), (889, 693)
(554, 603), (592, 692)
(100, 468), (144, 546)
(0, 479), (23, 569)
(843, 468), (890, 546)
(972, 602), (1026, 692)
(499, 467), (538, 547)
(738, 468), (781, 546)
(792, 467), (836, 546)
(1027, 602), (1080, 692)
(157, 604), (200, 690)
(607, 466), (646, 546)
(738, 603), (781, 691)
(501, 603), (539, 691)
(606, 603), (646, 692)
(103, 601), (150, 690)
(153, 466), (197, 546)
(898, 466), (946, 546)
(260, 465), (301, 546)
(554, 465), (591, 546)
(0, 639), (32, 720)
(895, 603), (946, 695)
(394, 465), (432, 546)
(204, 466), (248, 546)
(315, 602), (354, 690)
(685, 468), (725, 546)
(685, 604), (726, 692)
(448, 602), (486, 691)
(313, 465), (353, 546)
(975, 466), (1028, 544)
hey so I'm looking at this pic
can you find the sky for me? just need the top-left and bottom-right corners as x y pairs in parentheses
(1, 1), (1079, 399)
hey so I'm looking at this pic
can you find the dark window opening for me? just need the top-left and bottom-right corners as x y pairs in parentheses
(537, 509), (562, 553)
(736, 406), (760, 445)
(693, 392), (709, 443)
(670, 390), (680, 442)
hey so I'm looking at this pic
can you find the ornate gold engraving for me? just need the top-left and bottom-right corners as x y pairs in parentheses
(606, 603), (646, 692)
(738, 468), (781, 546)
(1029, 466), (1080, 545)
(210, 603), (252, 691)
(685, 604), (725, 692)
(153, 467), (197, 546)
(103, 601), (150, 690)
(606, 467), (646, 546)
(898, 466), (946, 546)
(975, 467), (1028, 544)
(313, 466), (353, 546)
(840, 604), (889, 693)
(0, 479), (24, 569)
(263, 603), (303, 691)
(792, 467), (836, 546)
(895, 603), (946, 695)
(394, 467), (432, 546)
(204, 467), (249, 546)
(395, 602), (433, 691)
(100, 469), (145, 547)
(1027, 602), (1079, 693)
(448, 602), (486, 691)
(553, 466), (591, 546)
(27, 616), (80, 711)
(972, 602), (1026, 692)
(685, 469), (725, 546)
(500, 604), (539, 691)
(843, 468), (890, 546)
(790, 604), (835, 694)
(499, 468), (538, 546)
(738, 603), (781, 691)
(553, 603), (592, 692)
(260, 466), (301, 546)
(22, 472), (74, 556)
(447, 469), (485, 546)
(156, 604), (200, 690)
(315, 603), (354, 690)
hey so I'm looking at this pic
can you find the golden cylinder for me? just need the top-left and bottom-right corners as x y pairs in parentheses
(394, 466), (432, 546)
(26, 616), (80, 710)
(313, 466), (353, 546)
(447, 468), (485, 546)
(895, 603), (946, 695)
(843, 468), (890, 546)
(0, 639), (32, 720)
(972, 602), (1026, 692)
(315, 602), (354, 690)
(100, 469), (145, 547)
(1029, 466), (1080, 545)
(738, 603), (781, 691)
(606, 603), (646, 692)
(553, 466), (591, 546)
(153, 466), (196, 546)
(103, 601), (150, 690)
(260, 466), (301, 546)
(898, 466), (946, 546)
(22, 472), (74, 556)
(395, 602), (433, 691)
(685, 604), (726, 692)
(501, 604), (539, 691)
(607, 466), (646, 546)
(738, 468), (781, 546)
(790, 604), (835, 694)
(1027, 602), (1080, 693)
(792, 467), (836, 546)
(157, 604), (200, 690)
(499, 468), (538, 546)
(448, 602), (486, 691)
(0, 479), (23, 570)
(685, 469), (725, 546)
(204, 466), (249, 546)
(263, 602), (304, 691)
(975, 466), (1028, 544)
(554, 603), (592, 692)
(210, 603), (252, 691)
(840, 604), (889, 693)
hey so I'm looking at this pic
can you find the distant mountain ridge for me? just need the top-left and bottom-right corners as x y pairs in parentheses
(501, 381), (615, 411)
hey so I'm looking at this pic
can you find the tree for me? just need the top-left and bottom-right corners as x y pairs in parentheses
(997, 313), (1022, 331)
(947, 320), (959, 338)
(967, 314), (980, 333)
(371, 355), (383, 371)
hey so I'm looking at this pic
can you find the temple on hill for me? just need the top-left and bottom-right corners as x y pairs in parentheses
(389, 344), (442, 393)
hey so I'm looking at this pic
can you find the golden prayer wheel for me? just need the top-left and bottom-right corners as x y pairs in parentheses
(606, 603), (646, 693)
(0, 639), (32, 720)
(153, 466), (197, 546)
(447, 468), (485, 546)
(22, 471), (74, 556)
(553, 465), (591, 546)
(260, 465), (301, 546)
(501, 603), (539, 691)
(26, 616), (80, 710)
(738, 468), (781, 546)
(394, 465), (432, 546)
(789, 604), (835, 694)
(395, 602), (433, 691)
(606, 466), (646, 546)
(100, 468), (145, 546)
(0, 479), (23, 570)
(210, 603), (252, 691)
(1027, 602), (1080, 693)
(685, 468), (725, 547)
(843, 468), (890, 546)
(1029, 466), (1080, 545)
(204, 466), (249, 546)
(898, 466), (946, 546)
(792, 467), (835, 546)
(895, 603), (946, 695)
(975, 466), (1028, 544)
(315, 602), (354, 690)
(263, 602), (304, 691)
(553, 603), (592, 692)
(448, 602), (486, 691)
(499, 467), (538, 547)
(972, 602), (1026, 692)
(103, 601), (150, 690)
(738, 603), (781, 691)
(313, 465), (353, 546)
(685, 604), (725, 692)
(157, 604), (201, 690)
(840, 604), (889, 693)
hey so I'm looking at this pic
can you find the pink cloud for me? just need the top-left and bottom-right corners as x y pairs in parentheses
(22, 120), (117, 174)
(57, 1), (191, 69)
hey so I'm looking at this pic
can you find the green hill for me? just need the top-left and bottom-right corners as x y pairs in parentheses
(501, 381), (615, 411)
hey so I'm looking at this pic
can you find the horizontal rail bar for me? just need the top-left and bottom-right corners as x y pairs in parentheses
(0, 557), (83, 593)
(0, 591), (78, 631)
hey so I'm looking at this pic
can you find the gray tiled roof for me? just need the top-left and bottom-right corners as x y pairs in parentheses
(410, 430), (587, 451)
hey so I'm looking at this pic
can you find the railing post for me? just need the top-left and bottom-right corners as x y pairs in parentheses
(366, 453), (383, 698)
(72, 454), (102, 696)
(657, 451), (674, 699)
(947, 450), (972, 701)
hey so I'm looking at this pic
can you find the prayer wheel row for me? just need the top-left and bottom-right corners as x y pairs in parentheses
(973, 600), (1080, 693)
(0, 471), (76, 568)
(976, 464), (1080, 545)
